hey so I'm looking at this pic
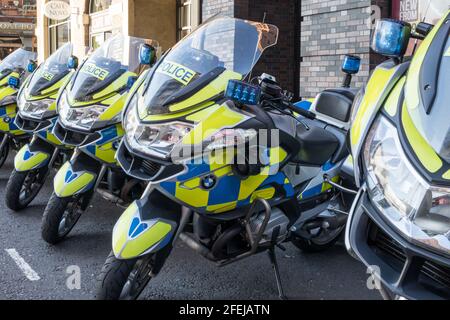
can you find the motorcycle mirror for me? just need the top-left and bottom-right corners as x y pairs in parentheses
(371, 19), (411, 58)
(415, 22), (434, 37)
(139, 43), (156, 66)
(67, 55), (79, 70)
(27, 60), (37, 73)
(127, 76), (138, 90)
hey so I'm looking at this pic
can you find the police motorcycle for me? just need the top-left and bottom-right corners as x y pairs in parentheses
(0, 48), (37, 168)
(95, 17), (360, 300)
(345, 12), (450, 300)
(40, 34), (160, 244)
(5, 43), (77, 211)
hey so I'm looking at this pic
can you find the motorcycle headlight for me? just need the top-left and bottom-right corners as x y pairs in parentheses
(124, 101), (192, 159)
(59, 91), (112, 130)
(18, 91), (55, 120)
(364, 116), (450, 256)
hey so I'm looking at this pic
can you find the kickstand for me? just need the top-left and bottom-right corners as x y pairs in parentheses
(268, 247), (288, 300)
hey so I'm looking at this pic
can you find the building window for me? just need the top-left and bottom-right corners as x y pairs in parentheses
(90, 31), (112, 50)
(177, 0), (200, 40)
(48, 19), (70, 54)
(90, 0), (112, 14)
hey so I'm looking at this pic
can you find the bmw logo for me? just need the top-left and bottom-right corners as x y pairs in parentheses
(3, 116), (11, 123)
(201, 175), (217, 189)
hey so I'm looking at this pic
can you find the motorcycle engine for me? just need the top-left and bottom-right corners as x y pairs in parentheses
(249, 207), (289, 245)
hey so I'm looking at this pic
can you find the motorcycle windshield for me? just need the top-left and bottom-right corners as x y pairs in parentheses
(143, 17), (278, 115)
(0, 48), (36, 81)
(69, 34), (153, 101)
(26, 43), (73, 96)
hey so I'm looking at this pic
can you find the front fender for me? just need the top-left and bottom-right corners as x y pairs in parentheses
(54, 161), (96, 198)
(112, 191), (180, 260)
(15, 144), (51, 172)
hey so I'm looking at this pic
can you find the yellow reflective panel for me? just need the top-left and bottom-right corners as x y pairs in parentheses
(92, 71), (136, 101)
(402, 103), (442, 173)
(40, 73), (73, 96)
(112, 202), (138, 256)
(250, 187), (275, 203)
(120, 222), (172, 259)
(169, 70), (242, 113)
(384, 77), (406, 117)
(405, 15), (447, 112)
(14, 145), (49, 172)
(175, 181), (209, 207)
(141, 101), (215, 122)
(443, 170), (450, 180)
(351, 66), (397, 147)
(98, 93), (127, 121)
(156, 60), (197, 86)
(54, 162), (96, 197)
(181, 103), (248, 145)
(207, 201), (237, 214)
(445, 46), (450, 57)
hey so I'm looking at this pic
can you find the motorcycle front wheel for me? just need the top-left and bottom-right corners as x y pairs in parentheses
(41, 192), (84, 244)
(96, 251), (157, 300)
(292, 225), (345, 253)
(0, 136), (9, 168)
(5, 168), (47, 211)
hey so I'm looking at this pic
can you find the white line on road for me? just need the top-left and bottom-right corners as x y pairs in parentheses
(5, 248), (41, 281)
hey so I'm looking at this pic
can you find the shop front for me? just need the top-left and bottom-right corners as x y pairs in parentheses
(35, 0), (187, 62)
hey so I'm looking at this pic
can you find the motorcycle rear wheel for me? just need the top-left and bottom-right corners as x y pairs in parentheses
(96, 251), (156, 300)
(5, 168), (47, 211)
(41, 192), (83, 244)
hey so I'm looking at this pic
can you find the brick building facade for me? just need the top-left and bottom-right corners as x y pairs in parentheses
(203, 0), (448, 99)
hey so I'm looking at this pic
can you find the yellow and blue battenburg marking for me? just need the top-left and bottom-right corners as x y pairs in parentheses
(81, 123), (124, 164)
(156, 60), (197, 86)
(0, 104), (25, 135)
(159, 147), (295, 214)
(81, 63), (110, 81)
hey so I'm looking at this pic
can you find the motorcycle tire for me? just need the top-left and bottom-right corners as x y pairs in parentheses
(0, 139), (9, 169)
(5, 168), (47, 211)
(292, 227), (344, 253)
(96, 251), (155, 300)
(41, 192), (83, 244)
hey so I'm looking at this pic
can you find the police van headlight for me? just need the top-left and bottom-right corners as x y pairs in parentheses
(363, 116), (450, 257)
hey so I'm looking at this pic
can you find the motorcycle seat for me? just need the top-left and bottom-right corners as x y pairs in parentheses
(313, 88), (358, 123)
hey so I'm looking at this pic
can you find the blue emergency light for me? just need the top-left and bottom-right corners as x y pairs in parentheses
(225, 80), (261, 105)
(8, 76), (20, 89)
(342, 55), (361, 75)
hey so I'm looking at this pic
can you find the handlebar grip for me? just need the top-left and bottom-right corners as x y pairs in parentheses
(288, 103), (316, 120)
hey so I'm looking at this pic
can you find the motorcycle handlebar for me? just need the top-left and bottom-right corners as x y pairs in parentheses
(286, 103), (316, 120)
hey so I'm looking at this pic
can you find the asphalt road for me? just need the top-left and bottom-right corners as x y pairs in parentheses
(0, 155), (380, 300)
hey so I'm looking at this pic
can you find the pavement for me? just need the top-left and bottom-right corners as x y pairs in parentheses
(0, 156), (380, 300)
